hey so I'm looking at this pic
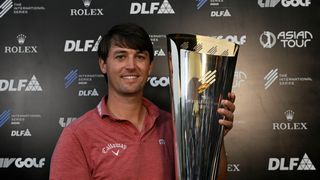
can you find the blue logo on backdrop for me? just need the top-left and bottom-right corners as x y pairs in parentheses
(0, 110), (10, 127)
(196, 0), (208, 9)
(65, 69), (78, 88)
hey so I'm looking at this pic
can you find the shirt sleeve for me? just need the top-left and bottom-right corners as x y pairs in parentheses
(50, 127), (92, 180)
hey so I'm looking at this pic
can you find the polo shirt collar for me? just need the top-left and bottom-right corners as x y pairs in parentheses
(96, 96), (160, 122)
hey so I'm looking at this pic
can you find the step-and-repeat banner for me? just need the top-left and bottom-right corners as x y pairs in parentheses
(0, 0), (319, 179)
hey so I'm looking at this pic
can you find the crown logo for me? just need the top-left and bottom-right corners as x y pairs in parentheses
(16, 34), (26, 45)
(284, 110), (294, 121)
(82, 0), (92, 8)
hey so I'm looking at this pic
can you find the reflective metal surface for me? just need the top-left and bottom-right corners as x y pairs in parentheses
(167, 34), (239, 180)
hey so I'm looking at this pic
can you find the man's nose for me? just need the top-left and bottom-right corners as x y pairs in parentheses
(125, 56), (136, 69)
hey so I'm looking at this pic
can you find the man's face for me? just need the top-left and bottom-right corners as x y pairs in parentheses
(99, 44), (152, 96)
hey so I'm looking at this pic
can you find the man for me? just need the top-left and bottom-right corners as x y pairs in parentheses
(50, 23), (235, 180)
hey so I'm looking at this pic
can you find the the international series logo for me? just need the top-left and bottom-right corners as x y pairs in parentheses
(196, 0), (231, 17)
(0, 110), (10, 127)
(0, 0), (45, 18)
(0, 0), (13, 18)
(65, 69), (78, 88)
(264, 68), (312, 90)
(197, 70), (216, 93)
(64, 69), (103, 96)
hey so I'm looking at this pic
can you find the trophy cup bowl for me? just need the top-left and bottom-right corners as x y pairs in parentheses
(167, 34), (239, 180)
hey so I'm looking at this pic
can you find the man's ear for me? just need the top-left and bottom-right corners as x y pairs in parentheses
(99, 58), (107, 74)
(148, 61), (154, 75)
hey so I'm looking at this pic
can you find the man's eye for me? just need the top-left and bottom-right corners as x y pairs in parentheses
(136, 55), (146, 60)
(115, 55), (125, 60)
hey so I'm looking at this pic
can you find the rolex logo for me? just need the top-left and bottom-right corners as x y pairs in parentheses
(197, 70), (216, 93)
(16, 34), (26, 45)
(82, 0), (92, 7)
(284, 110), (294, 121)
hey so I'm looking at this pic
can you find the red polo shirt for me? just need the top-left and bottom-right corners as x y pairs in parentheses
(50, 97), (175, 180)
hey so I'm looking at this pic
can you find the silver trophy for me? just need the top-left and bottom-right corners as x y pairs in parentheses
(167, 34), (239, 180)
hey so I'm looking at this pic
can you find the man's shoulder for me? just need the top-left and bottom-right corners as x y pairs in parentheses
(65, 108), (99, 132)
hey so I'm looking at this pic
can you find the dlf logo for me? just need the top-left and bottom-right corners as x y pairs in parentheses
(78, 88), (99, 96)
(268, 153), (316, 171)
(64, 36), (102, 52)
(70, 0), (104, 16)
(130, 0), (175, 14)
(0, 75), (42, 92)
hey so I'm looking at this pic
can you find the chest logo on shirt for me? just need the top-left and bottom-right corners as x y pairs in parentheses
(102, 143), (127, 156)
(159, 138), (166, 145)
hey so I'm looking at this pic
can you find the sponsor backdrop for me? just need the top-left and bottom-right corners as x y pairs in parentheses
(0, 0), (319, 179)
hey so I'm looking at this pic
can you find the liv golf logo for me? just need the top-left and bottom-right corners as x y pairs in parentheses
(4, 34), (38, 53)
(0, 75), (42, 92)
(258, 0), (311, 8)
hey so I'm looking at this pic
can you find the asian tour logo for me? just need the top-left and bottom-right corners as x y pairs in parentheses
(258, 0), (311, 8)
(0, 110), (10, 127)
(273, 110), (308, 130)
(268, 153), (315, 171)
(70, 0), (104, 16)
(260, 31), (313, 48)
(130, 0), (174, 14)
(233, 71), (247, 88)
(0, 75), (42, 92)
(4, 34), (38, 53)
(0, 0), (13, 18)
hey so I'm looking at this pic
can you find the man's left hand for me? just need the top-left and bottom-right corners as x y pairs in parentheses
(217, 92), (236, 136)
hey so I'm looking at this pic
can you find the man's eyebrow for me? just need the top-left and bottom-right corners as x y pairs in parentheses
(113, 50), (127, 54)
(136, 50), (148, 54)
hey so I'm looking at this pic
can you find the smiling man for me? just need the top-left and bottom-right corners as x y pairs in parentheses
(50, 23), (235, 180)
